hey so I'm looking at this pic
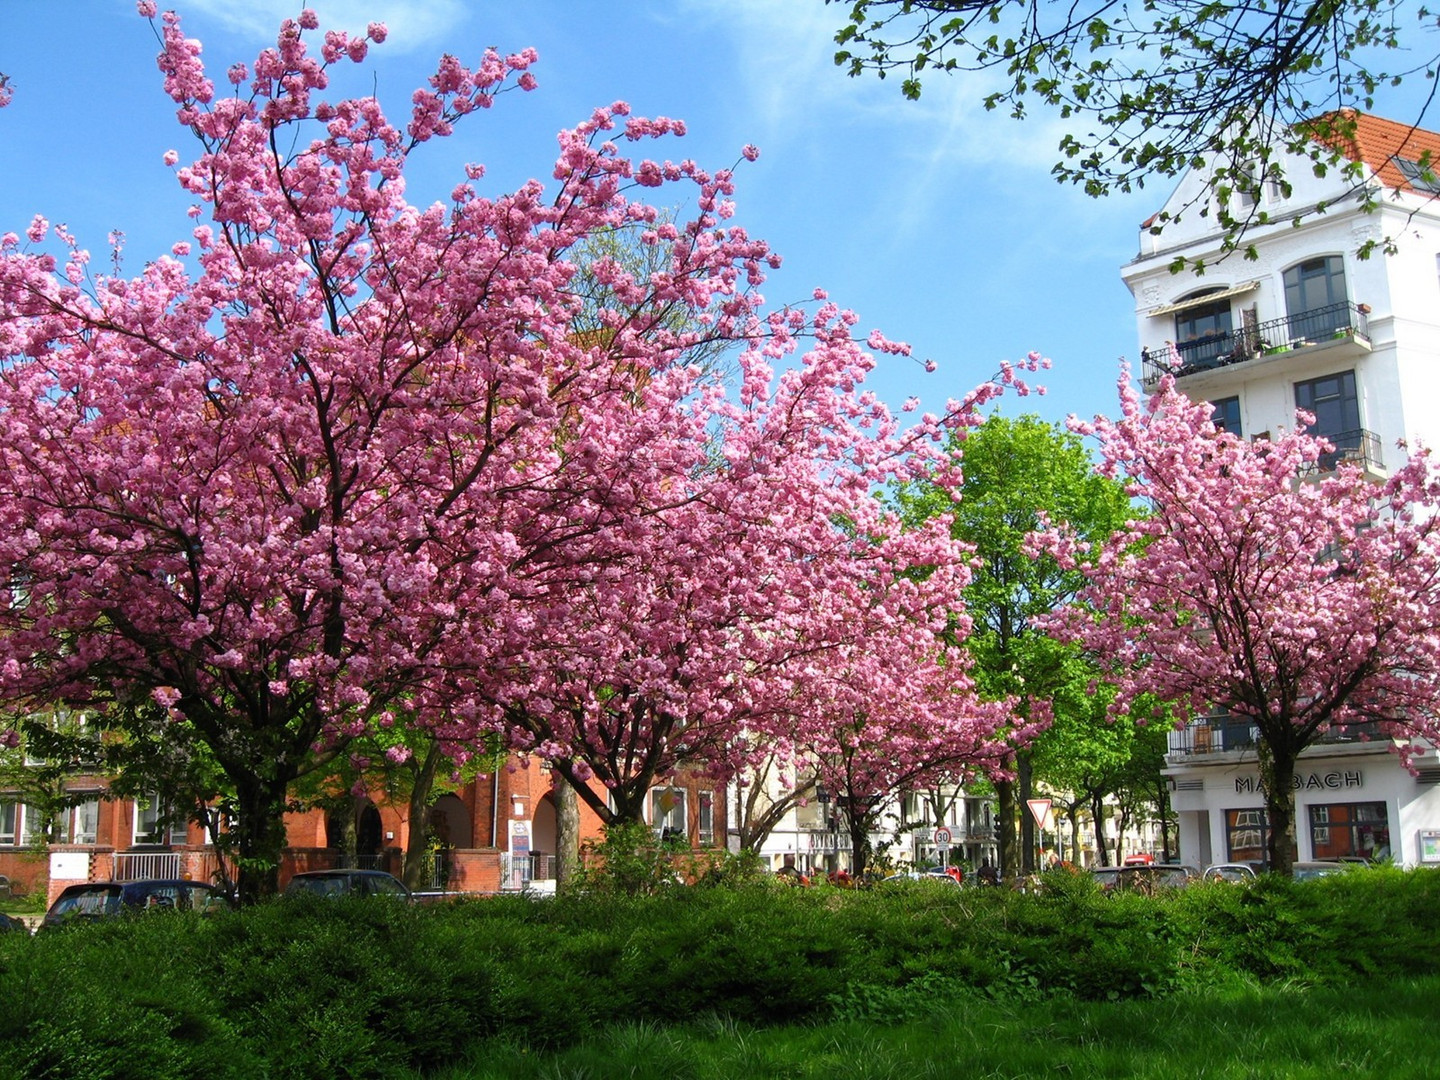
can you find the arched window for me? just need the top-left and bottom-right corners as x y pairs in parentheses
(1283, 257), (1348, 338)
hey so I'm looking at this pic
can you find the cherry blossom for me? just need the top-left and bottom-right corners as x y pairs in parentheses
(1036, 368), (1440, 875)
(0, 8), (1026, 900)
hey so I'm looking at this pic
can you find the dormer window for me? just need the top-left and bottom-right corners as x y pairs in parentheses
(1397, 157), (1440, 194)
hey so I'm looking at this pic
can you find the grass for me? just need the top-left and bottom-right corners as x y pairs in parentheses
(432, 976), (1440, 1080)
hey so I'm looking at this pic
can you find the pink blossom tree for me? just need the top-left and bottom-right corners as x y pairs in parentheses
(1036, 371), (1440, 876)
(0, 7), (1021, 900)
(473, 312), (1038, 839)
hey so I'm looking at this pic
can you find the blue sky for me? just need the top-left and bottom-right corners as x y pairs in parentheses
(0, 0), (1373, 428)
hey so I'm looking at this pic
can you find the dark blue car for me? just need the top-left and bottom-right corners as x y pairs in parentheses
(41, 878), (231, 929)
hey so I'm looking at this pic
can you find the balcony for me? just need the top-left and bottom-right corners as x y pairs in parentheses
(1169, 715), (1388, 758)
(1299, 428), (1385, 476)
(1142, 301), (1371, 387)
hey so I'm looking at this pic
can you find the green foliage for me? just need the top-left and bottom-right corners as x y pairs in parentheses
(574, 821), (689, 896)
(1, 868), (1437, 1077)
(831, 0), (1428, 263)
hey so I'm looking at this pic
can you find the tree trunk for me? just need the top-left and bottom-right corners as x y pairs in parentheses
(846, 808), (871, 879)
(401, 743), (442, 892)
(1018, 752), (1036, 873)
(554, 779), (581, 894)
(1090, 791), (1111, 866)
(995, 776), (1018, 878)
(1259, 739), (1299, 876)
(231, 773), (293, 904)
(1155, 778), (1174, 863)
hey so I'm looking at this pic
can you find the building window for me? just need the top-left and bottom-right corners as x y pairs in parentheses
(1397, 157), (1440, 193)
(133, 796), (188, 846)
(698, 790), (715, 846)
(0, 801), (16, 845)
(1225, 808), (1268, 863)
(1211, 396), (1242, 436)
(1309, 801), (1390, 860)
(1283, 256), (1349, 338)
(1174, 293), (1234, 367)
(650, 786), (686, 842)
(68, 799), (100, 845)
(1295, 370), (1361, 466)
(21, 803), (50, 846)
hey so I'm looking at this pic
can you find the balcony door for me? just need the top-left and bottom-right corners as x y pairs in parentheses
(1283, 256), (1348, 338)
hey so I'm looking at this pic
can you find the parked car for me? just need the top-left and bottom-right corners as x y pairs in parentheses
(284, 869), (413, 899)
(1092, 863), (1198, 893)
(1122, 853), (1156, 866)
(1090, 866), (1123, 891)
(1, 912), (30, 934)
(1115, 864), (1200, 893)
(882, 870), (960, 887)
(1291, 860), (1348, 881)
(41, 879), (232, 929)
(1203, 862), (1261, 883)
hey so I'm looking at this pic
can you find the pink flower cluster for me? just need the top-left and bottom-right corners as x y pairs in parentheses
(0, 7), (1024, 858)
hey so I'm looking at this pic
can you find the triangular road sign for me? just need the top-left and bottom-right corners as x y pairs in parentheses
(1026, 798), (1052, 830)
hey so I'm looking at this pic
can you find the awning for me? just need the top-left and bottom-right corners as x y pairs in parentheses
(1148, 280), (1261, 318)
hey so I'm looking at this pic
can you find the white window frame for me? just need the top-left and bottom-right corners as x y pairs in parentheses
(650, 786), (687, 840)
(133, 795), (189, 846)
(698, 790), (715, 846)
(68, 798), (100, 845)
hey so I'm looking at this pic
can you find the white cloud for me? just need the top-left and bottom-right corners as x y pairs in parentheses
(675, 0), (1068, 167)
(180, 0), (467, 53)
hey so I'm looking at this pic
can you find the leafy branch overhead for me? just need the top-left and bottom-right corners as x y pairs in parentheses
(831, 1), (1438, 255)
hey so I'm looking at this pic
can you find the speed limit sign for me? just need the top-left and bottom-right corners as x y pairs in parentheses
(933, 827), (952, 848)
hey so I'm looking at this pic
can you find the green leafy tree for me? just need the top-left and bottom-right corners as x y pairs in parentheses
(895, 413), (1130, 875)
(1034, 680), (1175, 866)
(831, 0), (1434, 256)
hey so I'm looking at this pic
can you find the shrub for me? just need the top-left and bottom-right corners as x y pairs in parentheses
(2, 866), (1437, 1075)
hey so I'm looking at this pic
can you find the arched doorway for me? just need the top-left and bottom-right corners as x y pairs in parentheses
(428, 794), (472, 849)
(326, 800), (385, 869)
(531, 793), (557, 884)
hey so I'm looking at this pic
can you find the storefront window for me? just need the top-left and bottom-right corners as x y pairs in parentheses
(1225, 807), (1268, 863)
(1309, 801), (1389, 860)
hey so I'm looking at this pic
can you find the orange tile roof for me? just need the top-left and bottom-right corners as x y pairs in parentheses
(1303, 109), (1440, 192)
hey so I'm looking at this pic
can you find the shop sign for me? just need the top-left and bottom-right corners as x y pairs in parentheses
(1234, 770), (1362, 794)
(1419, 830), (1440, 865)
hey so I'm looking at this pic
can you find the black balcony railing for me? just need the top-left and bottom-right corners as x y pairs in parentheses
(1301, 428), (1385, 475)
(1142, 301), (1370, 385)
(1170, 715), (1388, 756)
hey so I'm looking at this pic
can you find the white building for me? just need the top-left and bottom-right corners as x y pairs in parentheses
(1120, 110), (1440, 870)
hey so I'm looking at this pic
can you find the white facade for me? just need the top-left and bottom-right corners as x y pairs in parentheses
(1122, 116), (1440, 469)
(728, 770), (997, 878)
(1121, 113), (1440, 869)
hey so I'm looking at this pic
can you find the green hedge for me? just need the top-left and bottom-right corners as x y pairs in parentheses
(1, 868), (1436, 1079)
